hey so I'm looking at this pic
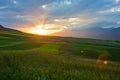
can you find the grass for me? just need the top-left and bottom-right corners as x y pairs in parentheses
(0, 50), (120, 80)
(0, 30), (120, 80)
(39, 43), (60, 54)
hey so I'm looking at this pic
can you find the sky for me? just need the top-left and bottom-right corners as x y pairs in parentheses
(0, 0), (120, 39)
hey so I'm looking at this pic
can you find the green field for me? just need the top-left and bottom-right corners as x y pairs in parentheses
(0, 30), (120, 80)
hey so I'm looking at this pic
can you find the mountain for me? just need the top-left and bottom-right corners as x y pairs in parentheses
(0, 25), (18, 31)
(0, 24), (27, 35)
(0, 24), (32, 39)
(0, 25), (7, 30)
(53, 27), (120, 40)
(77, 21), (120, 40)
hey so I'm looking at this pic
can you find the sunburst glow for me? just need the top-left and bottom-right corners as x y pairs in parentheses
(29, 24), (61, 35)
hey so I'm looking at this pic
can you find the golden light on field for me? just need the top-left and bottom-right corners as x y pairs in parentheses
(29, 24), (62, 35)
(103, 60), (108, 65)
(96, 54), (109, 65)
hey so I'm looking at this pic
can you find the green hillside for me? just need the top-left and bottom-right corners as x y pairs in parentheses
(0, 26), (120, 80)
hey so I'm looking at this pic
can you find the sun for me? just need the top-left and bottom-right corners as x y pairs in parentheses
(29, 24), (61, 35)
(30, 25), (49, 35)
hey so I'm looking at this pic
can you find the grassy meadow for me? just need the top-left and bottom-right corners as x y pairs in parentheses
(0, 30), (120, 80)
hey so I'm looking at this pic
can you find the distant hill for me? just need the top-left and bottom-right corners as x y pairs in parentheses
(53, 27), (120, 40)
(0, 24), (33, 39)
(0, 25), (8, 30)
(0, 25), (19, 31)
(0, 24), (29, 36)
(0, 25), (4, 29)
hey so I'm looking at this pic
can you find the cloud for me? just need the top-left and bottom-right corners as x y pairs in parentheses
(99, 6), (120, 13)
(117, 21), (120, 24)
(64, 0), (72, 5)
(41, 24), (67, 30)
(13, 0), (18, 5)
(0, 0), (120, 34)
(90, 21), (120, 29)
(115, 0), (120, 4)
(41, 5), (47, 9)
(0, 5), (8, 9)
(47, 15), (99, 30)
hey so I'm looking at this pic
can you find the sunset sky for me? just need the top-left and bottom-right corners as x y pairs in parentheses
(0, 0), (120, 39)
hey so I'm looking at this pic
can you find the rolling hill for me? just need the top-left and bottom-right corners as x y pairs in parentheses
(0, 25), (120, 80)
